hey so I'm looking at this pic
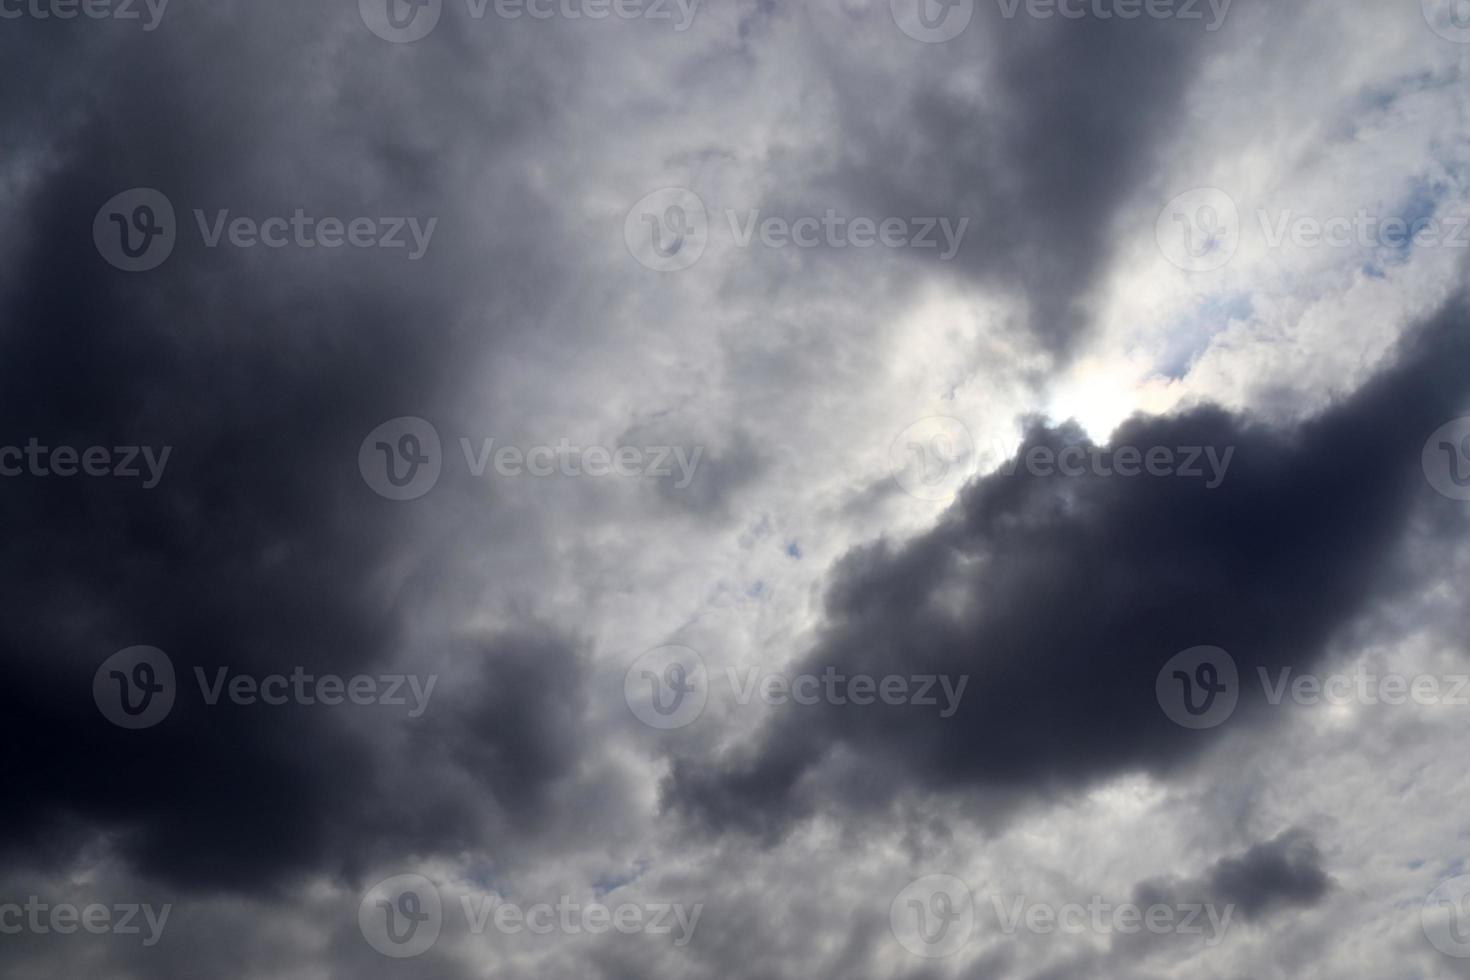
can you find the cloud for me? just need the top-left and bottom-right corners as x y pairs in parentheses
(0, 2), (603, 895)
(666, 291), (1470, 839)
(4, 0), (1469, 977)
(775, 1), (1300, 355)
(1199, 828), (1333, 920)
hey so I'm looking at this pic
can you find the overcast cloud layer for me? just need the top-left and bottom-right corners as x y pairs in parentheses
(3, 0), (1470, 977)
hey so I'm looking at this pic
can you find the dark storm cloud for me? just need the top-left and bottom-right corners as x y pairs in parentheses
(665, 291), (1470, 838)
(789, 1), (1291, 353)
(1197, 827), (1332, 920)
(1129, 828), (1333, 926)
(0, 6), (594, 895)
(409, 629), (591, 834)
(3, 1), (1464, 978)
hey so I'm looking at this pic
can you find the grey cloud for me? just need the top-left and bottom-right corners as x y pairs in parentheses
(0, 1), (602, 897)
(1201, 828), (1333, 920)
(772, 2), (1297, 354)
(2, 0), (1465, 978)
(666, 292), (1470, 838)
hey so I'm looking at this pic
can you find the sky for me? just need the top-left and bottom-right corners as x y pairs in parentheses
(3, 0), (1470, 977)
